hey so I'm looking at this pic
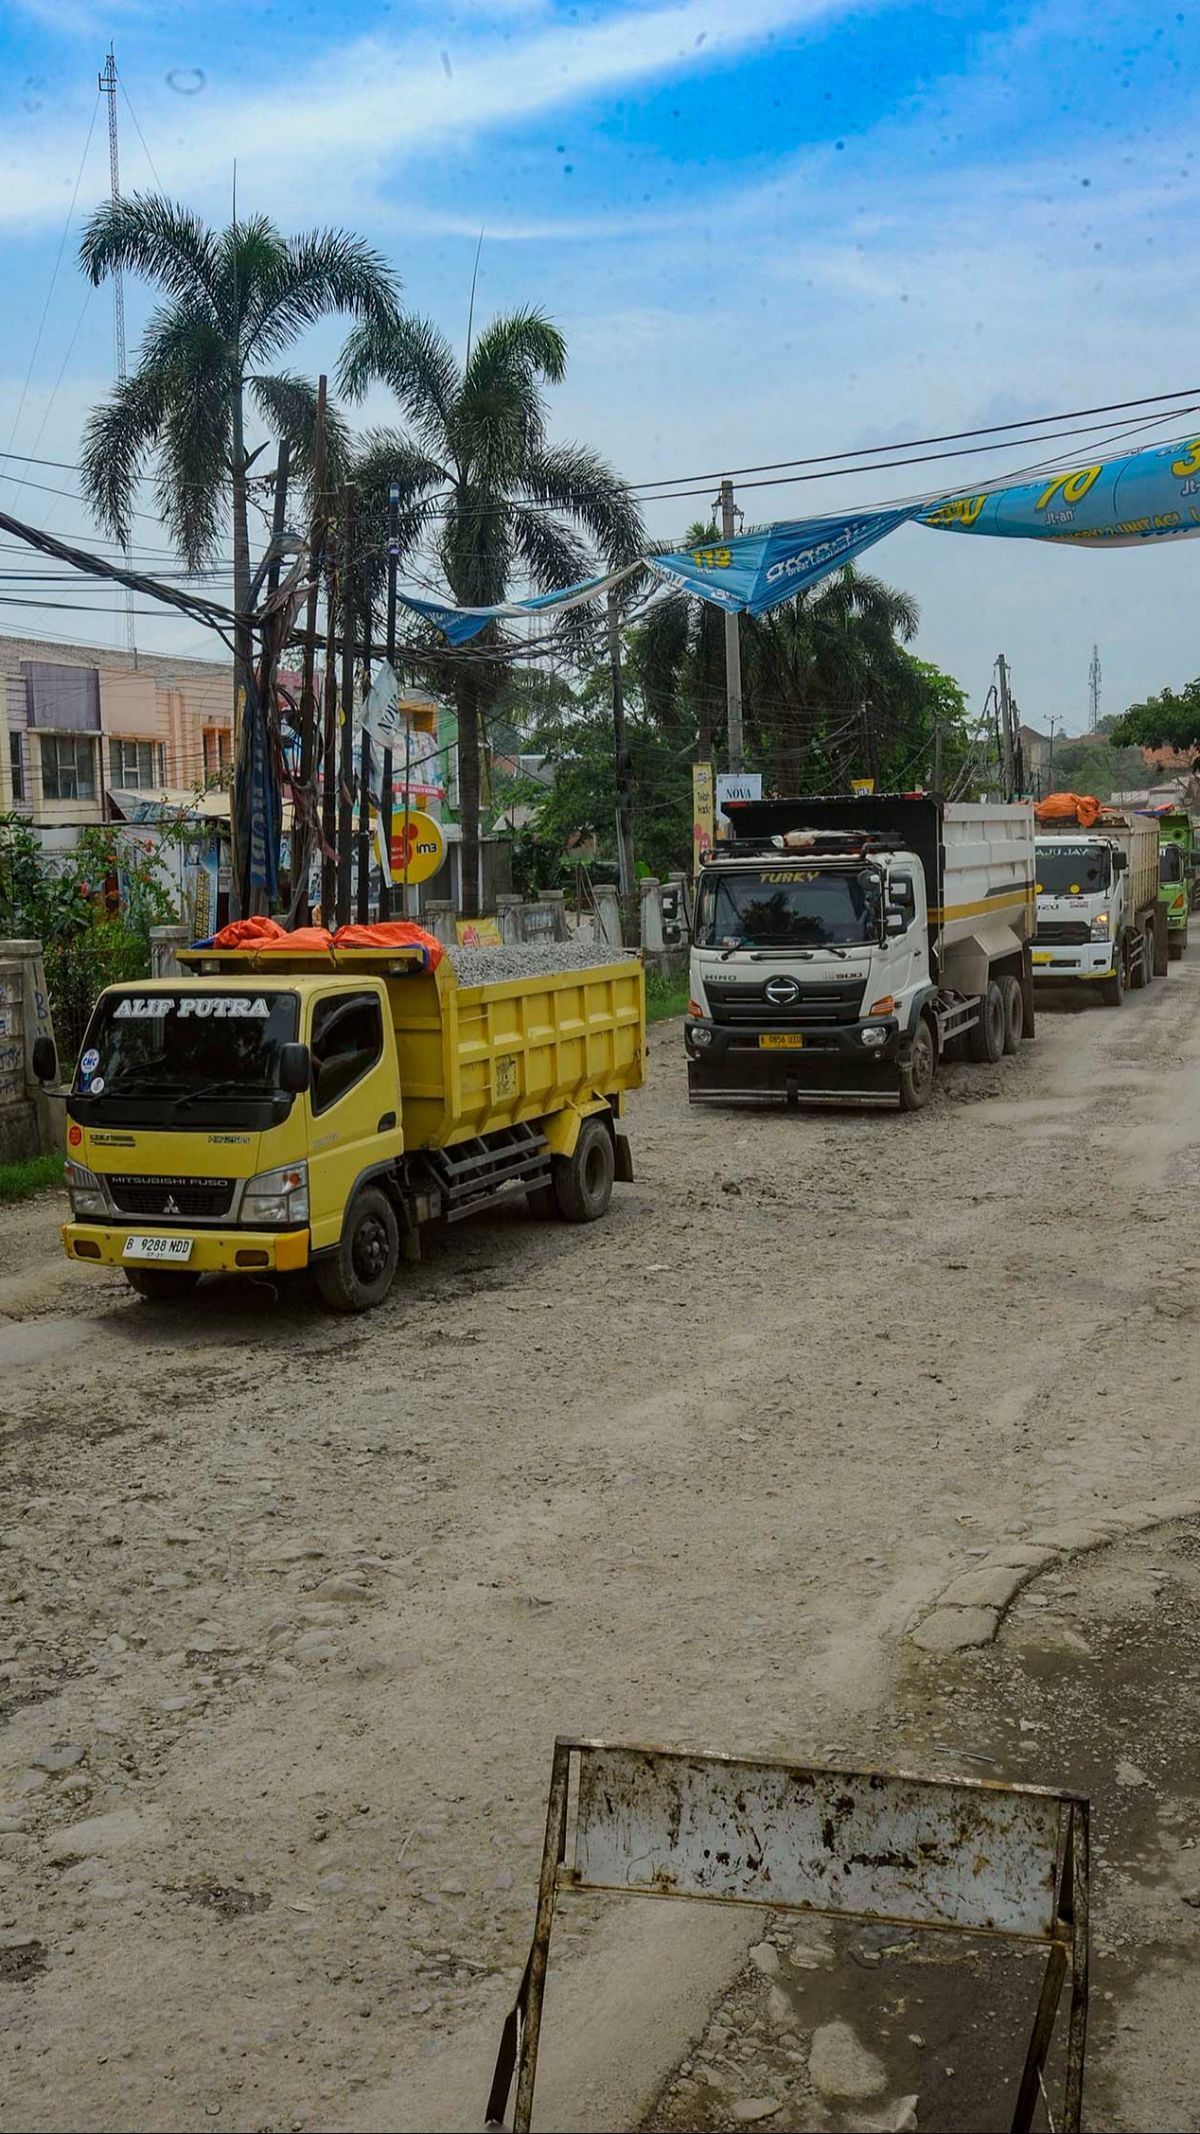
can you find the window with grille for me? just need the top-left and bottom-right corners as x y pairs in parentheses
(8, 731), (24, 804)
(203, 728), (232, 784)
(40, 734), (97, 801)
(111, 738), (164, 790)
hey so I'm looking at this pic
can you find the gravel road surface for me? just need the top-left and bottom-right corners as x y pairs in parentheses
(3, 963), (1200, 2131)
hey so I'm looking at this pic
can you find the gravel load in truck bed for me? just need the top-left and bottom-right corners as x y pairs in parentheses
(445, 941), (636, 987)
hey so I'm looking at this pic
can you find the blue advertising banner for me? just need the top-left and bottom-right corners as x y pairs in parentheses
(919, 434), (1200, 548)
(647, 509), (915, 615)
(397, 567), (635, 645)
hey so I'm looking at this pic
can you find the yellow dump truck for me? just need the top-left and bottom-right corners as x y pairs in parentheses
(48, 942), (644, 1312)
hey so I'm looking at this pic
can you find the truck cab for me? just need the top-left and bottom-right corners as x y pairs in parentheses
(685, 833), (934, 1101)
(1155, 813), (1192, 959)
(61, 974), (405, 1289)
(1032, 833), (1127, 988)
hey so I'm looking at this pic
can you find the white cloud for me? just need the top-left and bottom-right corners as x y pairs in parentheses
(0, 0), (878, 232)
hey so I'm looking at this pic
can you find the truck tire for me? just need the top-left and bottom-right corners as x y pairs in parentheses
(999, 974), (1024, 1054)
(968, 981), (1005, 1064)
(897, 1017), (936, 1112)
(1170, 928), (1187, 961)
(124, 1268), (202, 1302)
(315, 1187), (399, 1313)
(553, 1116), (615, 1222)
(1101, 943), (1126, 1007)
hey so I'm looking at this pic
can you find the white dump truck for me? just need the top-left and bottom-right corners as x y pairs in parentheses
(1032, 807), (1166, 1005)
(684, 793), (1035, 1111)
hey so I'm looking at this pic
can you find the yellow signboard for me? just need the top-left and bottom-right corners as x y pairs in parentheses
(851, 777), (876, 795)
(692, 762), (715, 873)
(455, 917), (503, 946)
(389, 809), (446, 886)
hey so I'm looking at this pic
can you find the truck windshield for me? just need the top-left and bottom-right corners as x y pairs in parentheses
(69, 989), (300, 1131)
(695, 866), (882, 948)
(1035, 844), (1110, 895)
(1160, 844), (1187, 884)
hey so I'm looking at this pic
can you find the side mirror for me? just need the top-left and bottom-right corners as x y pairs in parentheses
(1114, 851), (1129, 873)
(279, 1042), (311, 1094)
(32, 1036), (57, 1084)
(885, 909), (908, 936)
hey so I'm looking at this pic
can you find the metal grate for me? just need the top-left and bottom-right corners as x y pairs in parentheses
(109, 1176), (235, 1220)
(1035, 922), (1090, 946)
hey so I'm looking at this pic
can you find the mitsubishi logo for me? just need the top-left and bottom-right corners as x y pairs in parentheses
(163, 1194), (180, 1216)
(764, 975), (801, 1006)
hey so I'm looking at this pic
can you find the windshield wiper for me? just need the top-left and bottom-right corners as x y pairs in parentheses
(173, 1080), (261, 1110)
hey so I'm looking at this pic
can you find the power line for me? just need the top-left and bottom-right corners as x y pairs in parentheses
(628, 384), (1200, 495)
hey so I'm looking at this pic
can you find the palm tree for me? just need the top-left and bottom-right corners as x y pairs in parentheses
(78, 195), (399, 908)
(632, 522), (728, 761)
(743, 567), (920, 788)
(338, 308), (643, 915)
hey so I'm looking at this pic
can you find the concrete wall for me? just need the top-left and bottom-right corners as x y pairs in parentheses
(0, 940), (59, 1160)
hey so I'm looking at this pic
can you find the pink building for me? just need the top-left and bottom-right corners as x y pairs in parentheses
(0, 633), (233, 852)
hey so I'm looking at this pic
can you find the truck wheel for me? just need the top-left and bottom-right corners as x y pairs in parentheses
(968, 981), (1005, 1064)
(553, 1116), (615, 1223)
(124, 1268), (202, 1302)
(999, 974), (1024, 1055)
(315, 1187), (399, 1313)
(897, 1018), (936, 1112)
(1101, 947), (1126, 1007)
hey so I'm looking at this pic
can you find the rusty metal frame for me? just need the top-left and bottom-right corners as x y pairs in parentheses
(485, 1738), (1089, 2134)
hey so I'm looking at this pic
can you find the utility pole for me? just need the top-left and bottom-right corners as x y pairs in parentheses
(719, 477), (744, 773)
(293, 376), (327, 925)
(607, 587), (637, 903)
(319, 509), (340, 924)
(356, 595), (373, 922)
(378, 482), (400, 920)
(996, 653), (1016, 799)
(98, 46), (136, 659)
(336, 486), (357, 929)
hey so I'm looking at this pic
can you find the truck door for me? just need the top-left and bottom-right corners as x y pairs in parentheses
(304, 989), (395, 1251)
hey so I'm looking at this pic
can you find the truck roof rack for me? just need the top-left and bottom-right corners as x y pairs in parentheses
(715, 829), (905, 858)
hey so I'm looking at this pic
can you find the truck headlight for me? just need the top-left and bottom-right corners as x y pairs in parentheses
(1090, 914), (1110, 940)
(241, 1162), (309, 1226)
(64, 1160), (107, 1216)
(690, 1025), (713, 1048)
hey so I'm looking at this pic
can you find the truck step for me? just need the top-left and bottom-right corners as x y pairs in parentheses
(413, 1125), (551, 1223)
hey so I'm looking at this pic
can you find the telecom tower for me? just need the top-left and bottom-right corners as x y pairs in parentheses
(98, 45), (136, 657)
(1089, 643), (1101, 729)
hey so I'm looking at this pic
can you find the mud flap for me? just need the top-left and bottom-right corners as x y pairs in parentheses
(613, 1132), (634, 1183)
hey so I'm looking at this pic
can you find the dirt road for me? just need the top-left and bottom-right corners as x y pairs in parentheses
(4, 966), (1200, 2133)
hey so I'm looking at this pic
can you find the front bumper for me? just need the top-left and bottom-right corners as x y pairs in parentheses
(62, 1222), (310, 1274)
(1031, 942), (1114, 981)
(684, 1014), (902, 1096)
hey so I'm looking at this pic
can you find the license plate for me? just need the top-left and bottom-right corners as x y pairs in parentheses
(1032, 951), (1054, 964)
(759, 1033), (805, 1049)
(122, 1235), (194, 1264)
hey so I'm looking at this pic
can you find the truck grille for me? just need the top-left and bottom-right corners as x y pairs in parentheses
(1035, 921), (1090, 946)
(706, 980), (865, 1026)
(109, 1176), (235, 1220)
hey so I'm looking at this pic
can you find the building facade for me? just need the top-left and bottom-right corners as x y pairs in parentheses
(0, 634), (233, 849)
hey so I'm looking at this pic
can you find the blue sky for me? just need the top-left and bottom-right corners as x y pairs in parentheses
(0, 0), (1196, 733)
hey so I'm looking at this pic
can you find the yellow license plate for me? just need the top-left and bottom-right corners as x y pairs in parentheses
(759, 1033), (805, 1049)
(1032, 951), (1054, 964)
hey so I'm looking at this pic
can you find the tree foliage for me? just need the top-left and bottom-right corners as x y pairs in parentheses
(339, 308), (643, 913)
(1109, 678), (1200, 760)
(0, 817), (180, 1060)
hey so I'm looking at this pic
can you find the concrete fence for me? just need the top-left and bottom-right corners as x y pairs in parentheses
(0, 938), (60, 1161)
